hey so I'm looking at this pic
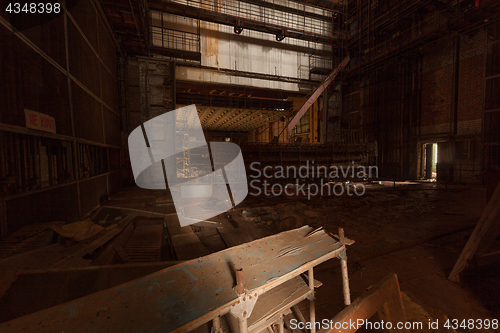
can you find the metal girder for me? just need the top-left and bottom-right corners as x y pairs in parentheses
(206, 108), (233, 128)
(201, 107), (230, 128)
(287, 56), (350, 136)
(177, 63), (321, 85)
(288, 0), (344, 10)
(235, 0), (338, 21)
(186, 105), (288, 132)
(149, 46), (201, 61)
(101, 0), (149, 52)
(209, 110), (242, 130)
(176, 81), (308, 100)
(147, 1), (343, 45)
(176, 93), (293, 111)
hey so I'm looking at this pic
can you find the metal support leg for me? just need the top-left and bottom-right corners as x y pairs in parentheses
(278, 314), (284, 333)
(308, 268), (316, 333)
(239, 317), (248, 333)
(340, 253), (351, 306)
(230, 268), (257, 333)
(212, 316), (222, 333)
(339, 228), (351, 306)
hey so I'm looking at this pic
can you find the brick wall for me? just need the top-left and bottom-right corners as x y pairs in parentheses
(419, 30), (486, 183)
(421, 39), (454, 132)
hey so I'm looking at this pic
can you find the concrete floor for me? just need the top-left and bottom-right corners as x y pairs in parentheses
(288, 185), (499, 333)
(0, 182), (498, 332)
(102, 182), (499, 332)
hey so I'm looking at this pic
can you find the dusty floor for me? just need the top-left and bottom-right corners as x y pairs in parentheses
(0, 181), (498, 332)
(103, 181), (499, 332)
(243, 183), (499, 333)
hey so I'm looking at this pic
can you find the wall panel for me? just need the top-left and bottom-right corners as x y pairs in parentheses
(72, 83), (104, 143)
(0, 29), (72, 135)
(79, 175), (108, 217)
(68, 20), (101, 97)
(69, 0), (98, 50)
(5, 184), (79, 236)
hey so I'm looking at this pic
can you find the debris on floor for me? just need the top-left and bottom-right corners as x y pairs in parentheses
(50, 219), (105, 242)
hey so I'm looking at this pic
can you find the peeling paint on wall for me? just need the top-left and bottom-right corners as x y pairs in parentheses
(202, 1), (224, 69)
(204, 22), (220, 69)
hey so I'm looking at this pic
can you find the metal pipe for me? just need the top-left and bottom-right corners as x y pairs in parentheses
(340, 256), (351, 306)
(235, 268), (245, 295)
(308, 268), (316, 333)
(339, 228), (351, 306)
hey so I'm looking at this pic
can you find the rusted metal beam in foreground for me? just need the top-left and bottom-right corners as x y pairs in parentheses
(317, 274), (408, 333)
(0, 226), (347, 333)
(287, 56), (350, 138)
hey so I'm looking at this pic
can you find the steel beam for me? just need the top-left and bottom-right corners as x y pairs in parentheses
(147, 0), (343, 45)
(235, 0), (338, 20)
(177, 63), (320, 85)
(287, 56), (350, 136)
(176, 93), (293, 111)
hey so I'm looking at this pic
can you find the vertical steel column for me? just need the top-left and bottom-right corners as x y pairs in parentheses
(308, 268), (316, 333)
(339, 228), (351, 306)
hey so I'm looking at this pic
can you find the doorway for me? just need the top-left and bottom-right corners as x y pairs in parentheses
(424, 143), (438, 180)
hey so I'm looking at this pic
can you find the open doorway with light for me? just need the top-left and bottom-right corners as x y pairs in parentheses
(423, 143), (438, 180)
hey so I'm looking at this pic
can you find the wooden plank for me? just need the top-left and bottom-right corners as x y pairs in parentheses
(92, 222), (135, 265)
(51, 213), (138, 268)
(101, 205), (166, 217)
(302, 273), (323, 288)
(114, 246), (132, 263)
(191, 228), (227, 254)
(218, 226), (265, 248)
(125, 225), (163, 262)
(226, 276), (312, 333)
(89, 206), (103, 221)
(190, 220), (223, 228)
(172, 233), (210, 260)
(0, 226), (345, 333)
(0, 261), (182, 323)
(165, 215), (210, 260)
(317, 274), (407, 333)
(448, 182), (500, 281)
(292, 305), (308, 328)
(0, 237), (97, 299)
